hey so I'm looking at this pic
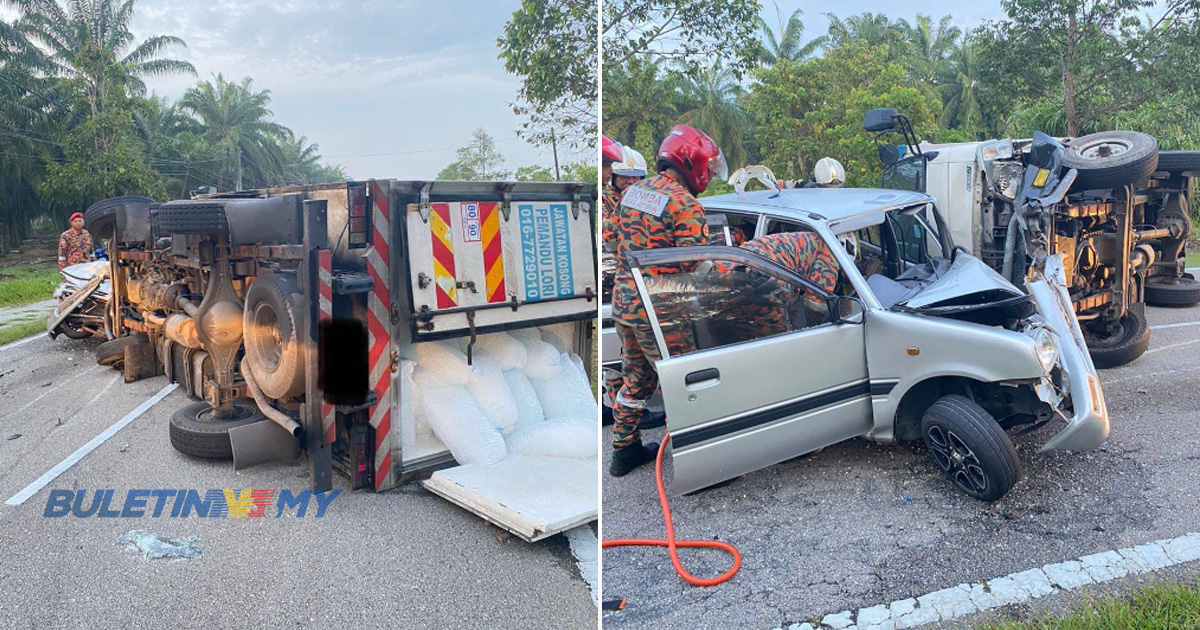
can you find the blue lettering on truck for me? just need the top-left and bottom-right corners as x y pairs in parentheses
(518, 203), (574, 301)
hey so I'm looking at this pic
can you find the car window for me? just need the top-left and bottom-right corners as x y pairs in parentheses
(637, 257), (835, 358)
(706, 211), (759, 246)
(887, 209), (945, 266)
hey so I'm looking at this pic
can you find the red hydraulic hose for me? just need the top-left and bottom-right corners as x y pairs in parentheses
(602, 432), (742, 587)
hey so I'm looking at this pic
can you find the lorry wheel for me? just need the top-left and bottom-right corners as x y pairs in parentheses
(1156, 151), (1200, 174)
(169, 399), (267, 459)
(1145, 273), (1200, 307)
(242, 272), (305, 399)
(84, 195), (156, 237)
(920, 395), (1020, 502)
(1063, 131), (1158, 190)
(1085, 308), (1150, 368)
(95, 333), (149, 369)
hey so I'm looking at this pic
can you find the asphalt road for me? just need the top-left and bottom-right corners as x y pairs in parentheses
(601, 301), (1200, 629)
(0, 334), (596, 629)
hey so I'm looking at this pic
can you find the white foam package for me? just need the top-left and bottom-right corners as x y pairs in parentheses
(464, 355), (518, 433)
(532, 351), (597, 422)
(472, 332), (527, 370)
(540, 323), (577, 353)
(412, 369), (506, 466)
(505, 369), (545, 428)
(403, 340), (478, 385)
(523, 338), (564, 381)
(506, 419), (597, 459)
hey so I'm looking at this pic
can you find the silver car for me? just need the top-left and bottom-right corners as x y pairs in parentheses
(604, 187), (1109, 501)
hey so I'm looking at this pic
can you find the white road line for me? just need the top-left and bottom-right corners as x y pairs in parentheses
(773, 532), (1200, 630)
(0, 333), (43, 353)
(1150, 320), (1200, 330)
(4, 383), (178, 507)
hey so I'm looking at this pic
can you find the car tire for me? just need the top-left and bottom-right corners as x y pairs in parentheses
(1085, 307), (1150, 368)
(169, 399), (268, 460)
(1156, 151), (1200, 174)
(1145, 272), (1200, 307)
(95, 333), (149, 369)
(84, 195), (156, 237)
(59, 320), (92, 340)
(242, 272), (305, 399)
(920, 395), (1020, 502)
(1063, 131), (1158, 190)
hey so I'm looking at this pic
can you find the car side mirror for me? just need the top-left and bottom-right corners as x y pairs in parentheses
(863, 108), (898, 132)
(831, 295), (865, 324)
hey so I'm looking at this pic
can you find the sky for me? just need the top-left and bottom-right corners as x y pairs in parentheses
(764, 0), (1009, 37)
(2, 0), (589, 180)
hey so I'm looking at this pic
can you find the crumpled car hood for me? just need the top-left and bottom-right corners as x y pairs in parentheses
(61, 260), (108, 287)
(903, 255), (1025, 308)
(867, 254), (1033, 324)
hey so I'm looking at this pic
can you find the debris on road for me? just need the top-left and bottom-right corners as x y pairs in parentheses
(6, 433), (19, 440)
(118, 530), (202, 560)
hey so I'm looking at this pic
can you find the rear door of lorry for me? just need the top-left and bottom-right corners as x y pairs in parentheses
(395, 181), (597, 340)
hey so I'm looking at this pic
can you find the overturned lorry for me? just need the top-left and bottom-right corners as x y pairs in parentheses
(83, 179), (598, 540)
(864, 108), (1200, 367)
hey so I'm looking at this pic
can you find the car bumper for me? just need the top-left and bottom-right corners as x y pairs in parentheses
(1026, 257), (1110, 451)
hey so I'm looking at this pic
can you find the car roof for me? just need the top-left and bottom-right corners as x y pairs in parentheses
(700, 187), (934, 224)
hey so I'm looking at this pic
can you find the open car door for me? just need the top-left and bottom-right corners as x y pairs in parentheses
(625, 245), (873, 494)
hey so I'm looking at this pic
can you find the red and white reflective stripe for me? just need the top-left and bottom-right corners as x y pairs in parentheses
(316, 249), (335, 444)
(366, 181), (394, 491)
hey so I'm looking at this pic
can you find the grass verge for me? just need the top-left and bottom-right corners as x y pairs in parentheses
(1186, 251), (1200, 268)
(0, 319), (46, 346)
(0, 263), (59, 308)
(978, 581), (1200, 630)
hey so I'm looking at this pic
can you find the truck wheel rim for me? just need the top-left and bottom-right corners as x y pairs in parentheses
(250, 302), (283, 371)
(927, 425), (988, 494)
(1074, 138), (1132, 160)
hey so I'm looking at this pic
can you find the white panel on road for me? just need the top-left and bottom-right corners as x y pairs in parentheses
(5, 382), (178, 507)
(424, 455), (597, 542)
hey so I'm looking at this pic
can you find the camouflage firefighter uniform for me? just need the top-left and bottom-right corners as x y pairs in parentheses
(58, 227), (94, 270)
(610, 173), (708, 450)
(601, 184), (620, 244)
(714, 231), (840, 341)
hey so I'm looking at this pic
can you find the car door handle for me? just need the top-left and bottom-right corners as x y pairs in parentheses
(684, 368), (720, 389)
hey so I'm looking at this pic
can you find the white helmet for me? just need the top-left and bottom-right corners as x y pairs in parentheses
(612, 147), (647, 178)
(813, 157), (846, 187)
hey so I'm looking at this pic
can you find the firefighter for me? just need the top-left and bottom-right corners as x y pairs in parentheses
(729, 231), (841, 339)
(611, 147), (647, 195)
(58, 212), (94, 270)
(609, 124), (726, 477)
(601, 135), (625, 246)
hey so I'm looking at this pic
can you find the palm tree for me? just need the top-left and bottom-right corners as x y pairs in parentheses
(11, 0), (195, 115)
(825, 12), (911, 62)
(907, 14), (960, 91)
(937, 36), (983, 131)
(179, 74), (289, 190)
(758, 3), (825, 65)
(674, 65), (751, 168)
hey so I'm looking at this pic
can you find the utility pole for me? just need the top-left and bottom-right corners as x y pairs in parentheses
(551, 129), (561, 182)
(235, 146), (243, 191)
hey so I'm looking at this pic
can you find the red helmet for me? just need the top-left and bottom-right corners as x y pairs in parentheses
(655, 125), (727, 195)
(602, 135), (624, 165)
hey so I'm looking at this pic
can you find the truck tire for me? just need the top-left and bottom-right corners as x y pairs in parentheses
(1156, 151), (1200, 174)
(153, 202), (229, 235)
(95, 333), (149, 368)
(1145, 273), (1200, 307)
(84, 195), (156, 237)
(242, 272), (305, 399)
(169, 399), (268, 459)
(1063, 131), (1158, 190)
(58, 319), (93, 340)
(920, 395), (1020, 502)
(1085, 307), (1150, 368)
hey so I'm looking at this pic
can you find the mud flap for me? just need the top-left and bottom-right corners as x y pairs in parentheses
(230, 420), (301, 470)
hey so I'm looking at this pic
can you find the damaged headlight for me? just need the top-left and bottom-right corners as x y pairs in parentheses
(1030, 327), (1059, 372)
